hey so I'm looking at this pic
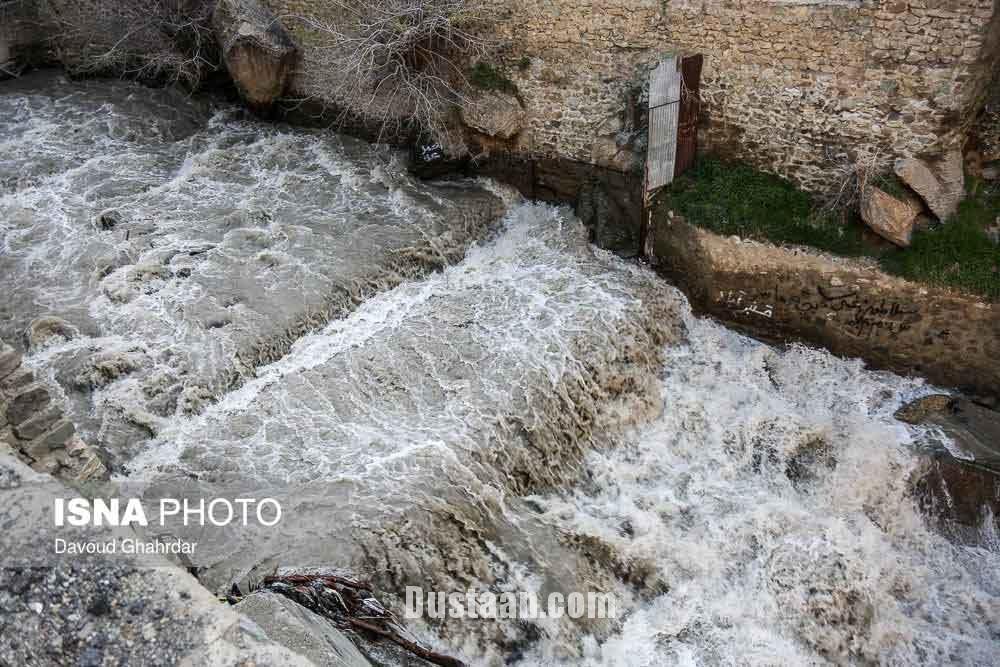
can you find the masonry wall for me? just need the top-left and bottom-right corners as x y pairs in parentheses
(497, 0), (1000, 192)
(0, 0), (43, 72)
(646, 216), (1000, 398)
(19, 0), (999, 190)
(267, 0), (1000, 193)
(646, 214), (1000, 399)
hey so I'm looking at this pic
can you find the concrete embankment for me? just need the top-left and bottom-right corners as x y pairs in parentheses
(644, 214), (1000, 401)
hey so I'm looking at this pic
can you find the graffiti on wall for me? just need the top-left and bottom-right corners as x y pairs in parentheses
(717, 282), (925, 340)
(719, 290), (773, 319)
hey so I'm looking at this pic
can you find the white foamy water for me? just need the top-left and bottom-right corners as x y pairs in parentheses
(124, 203), (681, 665)
(517, 313), (1000, 666)
(128, 202), (998, 666)
(2, 74), (997, 666)
(1, 73), (501, 462)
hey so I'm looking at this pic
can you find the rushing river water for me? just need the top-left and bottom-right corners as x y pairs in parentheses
(1, 73), (998, 666)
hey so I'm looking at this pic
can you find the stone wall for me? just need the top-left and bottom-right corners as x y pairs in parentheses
(0, 0), (44, 74)
(16, 1), (1000, 189)
(645, 214), (1000, 399)
(502, 0), (1000, 191)
(263, 0), (1000, 193)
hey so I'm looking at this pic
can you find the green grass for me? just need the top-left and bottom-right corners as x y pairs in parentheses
(657, 158), (869, 257)
(656, 157), (1000, 300)
(881, 182), (1000, 300)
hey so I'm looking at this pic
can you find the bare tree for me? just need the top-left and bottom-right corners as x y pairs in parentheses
(39, 0), (219, 86)
(290, 0), (497, 153)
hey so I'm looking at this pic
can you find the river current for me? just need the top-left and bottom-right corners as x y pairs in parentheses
(1, 73), (997, 666)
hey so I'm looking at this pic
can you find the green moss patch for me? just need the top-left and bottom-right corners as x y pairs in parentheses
(469, 62), (517, 95)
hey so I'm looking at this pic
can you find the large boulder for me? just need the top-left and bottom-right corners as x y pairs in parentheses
(894, 150), (965, 222)
(212, 0), (297, 110)
(0, 450), (315, 666)
(899, 394), (1000, 542)
(235, 592), (371, 667)
(25, 315), (78, 351)
(460, 90), (526, 140)
(896, 394), (1000, 468)
(859, 185), (923, 247)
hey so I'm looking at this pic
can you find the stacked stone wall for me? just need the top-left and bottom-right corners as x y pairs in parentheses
(263, 0), (1000, 193)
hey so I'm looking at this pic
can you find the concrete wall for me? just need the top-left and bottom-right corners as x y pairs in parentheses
(266, 0), (1000, 193)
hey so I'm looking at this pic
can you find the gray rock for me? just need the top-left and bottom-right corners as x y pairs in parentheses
(896, 394), (1000, 468)
(0, 451), (317, 666)
(21, 419), (74, 461)
(859, 185), (923, 247)
(25, 315), (79, 351)
(6, 383), (51, 426)
(894, 150), (965, 222)
(212, 0), (298, 110)
(900, 394), (1000, 542)
(235, 592), (371, 666)
(12, 405), (62, 441)
(36, 419), (75, 449)
(460, 90), (526, 139)
(1, 366), (34, 392)
(0, 344), (20, 380)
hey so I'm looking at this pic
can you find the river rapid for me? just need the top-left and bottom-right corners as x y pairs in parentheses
(1, 73), (997, 666)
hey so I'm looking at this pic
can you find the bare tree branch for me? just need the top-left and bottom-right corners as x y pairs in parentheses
(289, 0), (499, 155)
(39, 0), (220, 87)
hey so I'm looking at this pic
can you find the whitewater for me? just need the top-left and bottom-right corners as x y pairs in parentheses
(1, 72), (997, 666)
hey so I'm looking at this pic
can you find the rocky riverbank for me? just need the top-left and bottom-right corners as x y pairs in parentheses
(3, 4), (1000, 662)
(0, 336), (104, 480)
(0, 448), (339, 666)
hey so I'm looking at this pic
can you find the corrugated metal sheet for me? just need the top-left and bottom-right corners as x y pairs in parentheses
(648, 56), (681, 109)
(646, 57), (681, 195)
